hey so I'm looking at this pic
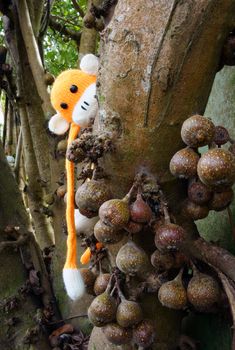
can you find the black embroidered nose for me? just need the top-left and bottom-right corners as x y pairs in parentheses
(70, 85), (78, 93)
(60, 102), (68, 109)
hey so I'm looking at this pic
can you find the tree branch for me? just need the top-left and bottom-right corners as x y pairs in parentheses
(14, 127), (23, 182)
(185, 238), (235, 281)
(49, 15), (81, 43)
(15, 0), (54, 116)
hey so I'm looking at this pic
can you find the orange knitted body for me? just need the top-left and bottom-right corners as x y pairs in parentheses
(64, 123), (81, 269)
(49, 54), (99, 300)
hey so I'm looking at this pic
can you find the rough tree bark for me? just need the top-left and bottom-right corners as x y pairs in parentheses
(88, 1), (235, 349)
(0, 143), (53, 350)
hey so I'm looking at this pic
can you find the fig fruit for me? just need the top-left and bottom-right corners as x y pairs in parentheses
(94, 220), (124, 244)
(116, 241), (150, 276)
(99, 198), (130, 229)
(116, 299), (143, 328)
(75, 180), (112, 218)
(155, 223), (187, 251)
(170, 147), (200, 179)
(102, 323), (132, 345)
(88, 291), (117, 327)
(181, 114), (215, 147)
(197, 148), (235, 189)
(158, 270), (187, 310)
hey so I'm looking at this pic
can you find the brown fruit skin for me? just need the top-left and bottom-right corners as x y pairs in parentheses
(169, 147), (200, 179)
(102, 323), (132, 345)
(57, 139), (67, 155)
(158, 277), (187, 310)
(209, 188), (234, 211)
(116, 300), (143, 328)
(154, 223), (187, 251)
(88, 292), (117, 327)
(125, 220), (143, 234)
(99, 199), (130, 229)
(94, 220), (124, 244)
(182, 199), (209, 220)
(56, 185), (67, 199)
(213, 126), (230, 146)
(80, 268), (96, 294)
(181, 114), (215, 147)
(150, 250), (175, 271)
(197, 148), (235, 189)
(116, 241), (150, 276)
(75, 180), (112, 218)
(130, 193), (152, 223)
(188, 181), (212, 205)
(187, 273), (220, 312)
(133, 320), (156, 348)
(94, 273), (111, 296)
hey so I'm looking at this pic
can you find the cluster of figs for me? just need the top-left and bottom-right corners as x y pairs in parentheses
(54, 114), (232, 347)
(170, 114), (235, 220)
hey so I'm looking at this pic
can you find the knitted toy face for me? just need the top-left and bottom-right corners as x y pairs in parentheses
(49, 54), (99, 135)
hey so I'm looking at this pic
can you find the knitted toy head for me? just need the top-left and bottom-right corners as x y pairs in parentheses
(49, 54), (99, 300)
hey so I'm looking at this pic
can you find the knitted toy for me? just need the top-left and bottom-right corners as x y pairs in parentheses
(49, 54), (99, 300)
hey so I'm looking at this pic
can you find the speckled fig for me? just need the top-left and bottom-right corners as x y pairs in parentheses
(125, 220), (143, 234)
(158, 270), (187, 310)
(116, 241), (150, 276)
(94, 220), (124, 244)
(169, 147), (200, 179)
(209, 188), (234, 211)
(197, 148), (235, 188)
(99, 198), (130, 229)
(133, 319), (156, 348)
(182, 199), (209, 220)
(57, 139), (67, 155)
(102, 323), (132, 345)
(75, 180), (112, 218)
(151, 250), (175, 271)
(181, 114), (215, 147)
(155, 223), (187, 251)
(88, 291), (117, 327)
(213, 125), (230, 146)
(130, 193), (152, 223)
(188, 180), (212, 205)
(116, 300), (143, 328)
(94, 273), (111, 296)
(80, 268), (96, 294)
(187, 272), (221, 312)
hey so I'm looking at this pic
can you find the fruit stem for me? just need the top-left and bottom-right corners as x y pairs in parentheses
(105, 273), (114, 294)
(175, 268), (184, 283)
(114, 274), (126, 301)
(159, 189), (171, 224)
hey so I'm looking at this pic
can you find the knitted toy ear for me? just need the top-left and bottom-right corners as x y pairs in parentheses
(80, 54), (99, 75)
(48, 113), (70, 135)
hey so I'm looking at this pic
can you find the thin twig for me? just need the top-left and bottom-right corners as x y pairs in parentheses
(48, 313), (88, 325)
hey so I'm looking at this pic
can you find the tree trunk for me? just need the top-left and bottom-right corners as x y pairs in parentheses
(0, 143), (52, 350)
(89, 1), (235, 349)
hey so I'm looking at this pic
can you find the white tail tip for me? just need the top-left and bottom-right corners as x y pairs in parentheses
(63, 268), (85, 300)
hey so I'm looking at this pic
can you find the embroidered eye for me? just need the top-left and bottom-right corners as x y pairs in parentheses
(60, 102), (68, 109)
(70, 85), (78, 93)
